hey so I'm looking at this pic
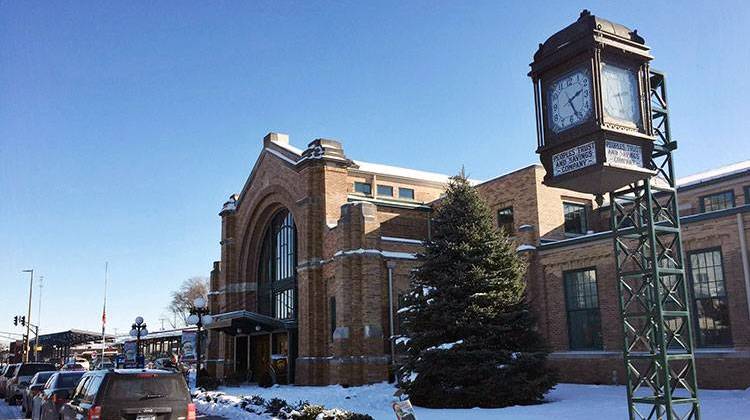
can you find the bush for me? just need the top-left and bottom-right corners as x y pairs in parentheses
(264, 397), (290, 417)
(293, 404), (325, 420)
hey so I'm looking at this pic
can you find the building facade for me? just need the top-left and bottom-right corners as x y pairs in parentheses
(207, 132), (750, 389)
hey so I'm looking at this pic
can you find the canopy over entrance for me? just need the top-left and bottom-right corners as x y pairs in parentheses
(38, 329), (115, 347)
(208, 310), (297, 335)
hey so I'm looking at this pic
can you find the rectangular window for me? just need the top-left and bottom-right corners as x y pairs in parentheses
(563, 202), (588, 235)
(563, 268), (602, 350)
(330, 297), (337, 336)
(274, 289), (294, 320)
(700, 190), (735, 212)
(497, 207), (514, 235)
(354, 182), (372, 195)
(688, 249), (732, 347)
(744, 186), (750, 205)
(399, 187), (415, 200)
(377, 185), (394, 197)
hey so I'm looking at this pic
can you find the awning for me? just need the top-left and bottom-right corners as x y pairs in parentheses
(207, 310), (297, 335)
(37, 329), (116, 348)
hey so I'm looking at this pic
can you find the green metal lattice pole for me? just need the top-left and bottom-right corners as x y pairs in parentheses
(612, 70), (701, 420)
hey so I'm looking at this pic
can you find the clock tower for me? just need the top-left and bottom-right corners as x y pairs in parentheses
(529, 10), (656, 195)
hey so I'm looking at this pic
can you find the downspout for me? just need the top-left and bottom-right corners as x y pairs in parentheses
(737, 213), (750, 320)
(387, 261), (397, 369)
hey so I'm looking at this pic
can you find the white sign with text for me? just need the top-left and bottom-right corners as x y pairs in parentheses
(605, 140), (643, 169)
(552, 141), (597, 176)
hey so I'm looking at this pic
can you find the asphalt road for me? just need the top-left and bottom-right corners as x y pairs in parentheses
(0, 400), (22, 420)
(0, 399), (225, 420)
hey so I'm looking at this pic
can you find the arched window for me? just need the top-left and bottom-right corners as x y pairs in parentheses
(258, 210), (297, 320)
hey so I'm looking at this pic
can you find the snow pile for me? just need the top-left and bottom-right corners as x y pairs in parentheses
(196, 382), (750, 420)
(193, 390), (374, 419)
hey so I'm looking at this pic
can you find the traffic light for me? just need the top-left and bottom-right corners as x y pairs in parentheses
(20, 316), (26, 326)
(13, 316), (18, 326)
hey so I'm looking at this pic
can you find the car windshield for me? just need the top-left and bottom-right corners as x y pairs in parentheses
(4, 366), (19, 378)
(57, 373), (85, 388)
(32, 372), (55, 385)
(18, 364), (56, 376)
(105, 375), (189, 401)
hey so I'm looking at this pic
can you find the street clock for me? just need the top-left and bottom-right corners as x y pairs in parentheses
(529, 10), (656, 194)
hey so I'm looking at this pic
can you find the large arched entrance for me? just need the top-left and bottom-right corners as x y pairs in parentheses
(224, 208), (300, 385)
(253, 209), (298, 384)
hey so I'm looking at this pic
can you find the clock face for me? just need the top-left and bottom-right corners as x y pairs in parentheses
(601, 63), (641, 125)
(547, 67), (593, 133)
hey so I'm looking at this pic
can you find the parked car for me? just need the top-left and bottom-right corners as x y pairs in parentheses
(91, 358), (114, 370)
(0, 364), (19, 398)
(31, 371), (85, 420)
(22, 371), (55, 416)
(5, 362), (57, 405)
(61, 363), (86, 371)
(61, 369), (195, 420)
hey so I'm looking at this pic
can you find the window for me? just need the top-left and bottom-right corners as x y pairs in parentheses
(330, 297), (337, 336)
(71, 375), (91, 401)
(564, 268), (602, 350)
(497, 207), (514, 235)
(258, 210), (297, 320)
(377, 185), (393, 197)
(688, 249), (732, 347)
(354, 182), (372, 195)
(744, 186), (750, 205)
(274, 289), (295, 320)
(399, 187), (415, 200)
(563, 202), (588, 235)
(700, 190), (735, 212)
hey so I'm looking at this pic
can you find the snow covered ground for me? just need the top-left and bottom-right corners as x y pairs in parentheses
(196, 382), (750, 420)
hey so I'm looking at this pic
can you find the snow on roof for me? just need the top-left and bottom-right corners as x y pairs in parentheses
(268, 136), (475, 184)
(353, 160), (482, 185)
(273, 139), (303, 155)
(677, 160), (750, 189)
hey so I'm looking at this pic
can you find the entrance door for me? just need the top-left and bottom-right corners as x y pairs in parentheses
(271, 333), (289, 384)
(250, 335), (271, 383)
(236, 336), (249, 380)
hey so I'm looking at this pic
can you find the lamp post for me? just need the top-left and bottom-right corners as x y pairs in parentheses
(187, 297), (213, 385)
(129, 316), (148, 367)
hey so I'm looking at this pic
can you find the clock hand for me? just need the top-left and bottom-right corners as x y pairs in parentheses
(564, 91), (581, 118)
(569, 88), (584, 102)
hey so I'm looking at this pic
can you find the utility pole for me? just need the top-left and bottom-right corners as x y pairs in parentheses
(35, 276), (44, 362)
(22, 269), (34, 363)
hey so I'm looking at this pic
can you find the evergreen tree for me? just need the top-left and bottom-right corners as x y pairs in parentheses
(397, 173), (557, 408)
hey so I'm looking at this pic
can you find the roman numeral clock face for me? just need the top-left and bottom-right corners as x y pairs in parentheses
(547, 68), (593, 133)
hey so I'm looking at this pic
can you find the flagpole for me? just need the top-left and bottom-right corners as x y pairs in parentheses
(101, 262), (108, 363)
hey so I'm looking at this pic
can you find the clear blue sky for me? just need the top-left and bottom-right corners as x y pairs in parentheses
(1, 1), (748, 338)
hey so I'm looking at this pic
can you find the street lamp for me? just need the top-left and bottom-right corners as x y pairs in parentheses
(187, 297), (213, 385)
(129, 316), (148, 367)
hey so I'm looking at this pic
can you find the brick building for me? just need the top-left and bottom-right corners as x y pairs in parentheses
(207, 132), (750, 389)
